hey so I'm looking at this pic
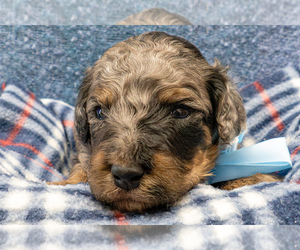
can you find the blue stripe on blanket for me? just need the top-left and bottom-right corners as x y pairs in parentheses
(0, 81), (74, 182)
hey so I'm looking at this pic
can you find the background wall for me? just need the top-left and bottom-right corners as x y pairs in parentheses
(1, 0), (299, 25)
(0, 25), (299, 105)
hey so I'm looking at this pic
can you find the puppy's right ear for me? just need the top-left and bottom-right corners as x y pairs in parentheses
(74, 67), (93, 144)
(207, 60), (246, 145)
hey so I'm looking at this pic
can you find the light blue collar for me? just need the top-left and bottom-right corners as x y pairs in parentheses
(207, 134), (292, 184)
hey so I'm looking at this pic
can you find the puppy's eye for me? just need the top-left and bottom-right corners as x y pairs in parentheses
(171, 106), (191, 119)
(95, 107), (107, 120)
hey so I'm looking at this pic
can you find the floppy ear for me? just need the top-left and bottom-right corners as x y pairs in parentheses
(207, 59), (246, 144)
(74, 67), (94, 144)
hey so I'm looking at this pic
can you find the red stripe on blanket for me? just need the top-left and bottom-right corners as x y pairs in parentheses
(6, 92), (36, 143)
(0, 91), (57, 176)
(2, 82), (6, 91)
(253, 81), (285, 132)
(23, 155), (64, 180)
(62, 120), (74, 127)
(0, 140), (54, 168)
(114, 212), (130, 249)
(291, 145), (300, 160)
(114, 212), (129, 225)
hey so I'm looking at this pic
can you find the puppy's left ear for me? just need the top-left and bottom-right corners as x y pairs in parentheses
(74, 66), (94, 145)
(208, 59), (246, 144)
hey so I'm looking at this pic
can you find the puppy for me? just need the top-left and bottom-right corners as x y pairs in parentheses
(49, 31), (279, 212)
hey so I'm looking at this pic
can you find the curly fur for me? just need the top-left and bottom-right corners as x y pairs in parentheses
(49, 32), (252, 212)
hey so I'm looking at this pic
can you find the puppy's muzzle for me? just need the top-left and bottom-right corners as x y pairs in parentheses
(111, 164), (144, 190)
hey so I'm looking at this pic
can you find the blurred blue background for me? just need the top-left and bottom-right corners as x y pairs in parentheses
(1, 0), (299, 25)
(1, 25), (299, 105)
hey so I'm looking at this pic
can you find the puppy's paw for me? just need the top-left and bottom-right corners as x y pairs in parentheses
(216, 173), (283, 191)
(47, 164), (88, 186)
(47, 180), (71, 186)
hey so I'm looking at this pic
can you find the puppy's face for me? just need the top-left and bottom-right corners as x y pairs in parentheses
(75, 32), (246, 212)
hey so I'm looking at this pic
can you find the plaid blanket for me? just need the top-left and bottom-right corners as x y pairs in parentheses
(0, 65), (300, 248)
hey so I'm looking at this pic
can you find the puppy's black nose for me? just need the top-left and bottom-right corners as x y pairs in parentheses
(111, 164), (144, 190)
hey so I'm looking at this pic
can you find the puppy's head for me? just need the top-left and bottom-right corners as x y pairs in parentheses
(75, 32), (246, 212)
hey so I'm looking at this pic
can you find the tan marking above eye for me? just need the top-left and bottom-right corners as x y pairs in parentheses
(158, 88), (197, 105)
(90, 87), (115, 108)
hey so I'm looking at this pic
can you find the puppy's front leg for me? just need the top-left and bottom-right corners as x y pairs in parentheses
(216, 173), (283, 191)
(47, 163), (88, 186)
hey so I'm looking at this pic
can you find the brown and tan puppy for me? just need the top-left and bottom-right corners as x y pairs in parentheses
(48, 32), (279, 212)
